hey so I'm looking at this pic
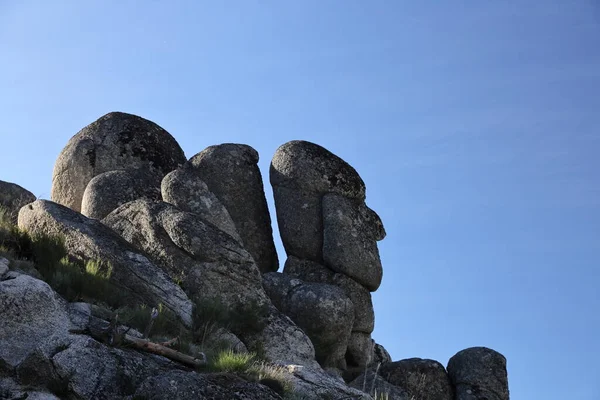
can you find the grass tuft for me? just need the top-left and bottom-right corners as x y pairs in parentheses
(209, 349), (256, 373)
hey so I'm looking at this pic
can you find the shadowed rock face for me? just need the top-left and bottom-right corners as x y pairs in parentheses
(132, 370), (281, 400)
(103, 198), (317, 367)
(51, 112), (186, 212)
(283, 256), (375, 334)
(103, 198), (265, 309)
(447, 347), (509, 400)
(0, 180), (36, 224)
(379, 358), (454, 400)
(189, 144), (278, 273)
(18, 199), (193, 327)
(262, 272), (354, 370)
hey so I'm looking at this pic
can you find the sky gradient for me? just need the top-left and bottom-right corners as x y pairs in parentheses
(1, 2), (599, 399)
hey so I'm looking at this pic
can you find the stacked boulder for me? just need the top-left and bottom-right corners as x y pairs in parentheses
(45, 113), (312, 368)
(267, 140), (385, 369)
(0, 112), (512, 398)
(50, 111), (186, 214)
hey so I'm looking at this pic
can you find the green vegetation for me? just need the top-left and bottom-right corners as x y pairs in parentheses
(209, 349), (256, 373)
(0, 206), (123, 307)
(1, 206), (298, 396)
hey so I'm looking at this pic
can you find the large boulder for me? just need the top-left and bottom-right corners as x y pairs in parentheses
(161, 166), (241, 243)
(51, 112), (186, 212)
(188, 144), (278, 273)
(243, 308), (318, 368)
(262, 272), (354, 369)
(0, 274), (71, 371)
(81, 168), (162, 220)
(17, 200), (193, 327)
(103, 199), (317, 367)
(270, 140), (366, 199)
(322, 193), (384, 291)
(270, 140), (366, 261)
(0, 180), (36, 225)
(379, 358), (454, 400)
(447, 347), (509, 400)
(283, 256), (375, 334)
(103, 198), (265, 309)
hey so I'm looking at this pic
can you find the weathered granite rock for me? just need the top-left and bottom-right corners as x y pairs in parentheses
(133, 370), (281, 400)
(0, 180), (36, 225)
(447, 347), (509, 400)
(243, 308), (318, 368)
(18, 200), (193, 327)
(272, 186), (324, 260)
(0, 275), (71, 371)
(103, 199), (317, 367)
(103, 199), (265, 309)
(161, 166), (241, 243)
(372, 342), (392, 365)
(262, 272), (354, 369)
(51, 112), (185, 212)
(270, 140), (366, 199)
(283, 256), (375, 333)
(322, 193), (383, 291)
(349, 368), (409, 400)
(286, 364), (372, 400)
(52, 335), (176, 400)
(379, 358), (454, 400)
(189, 144), (278, 273)
(346, 332), (374, 368)
(81, 168), (162, 219)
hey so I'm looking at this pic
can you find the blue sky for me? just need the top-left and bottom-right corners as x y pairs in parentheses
(1, 1), (599, 398)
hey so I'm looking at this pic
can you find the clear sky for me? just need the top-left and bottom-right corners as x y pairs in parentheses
(1, 1), (599, 399)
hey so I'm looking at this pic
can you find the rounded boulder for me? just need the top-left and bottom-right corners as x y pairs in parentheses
(51, 112), (186, 212)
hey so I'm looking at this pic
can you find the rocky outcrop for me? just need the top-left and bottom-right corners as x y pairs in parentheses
(81, 168), (162, 219)
(103, 198), (317, 367)
(0, 180), (36, 224)
(447, 347), (509, 400)
(188, 144), (278, 273)
(161, 166), (241, 243)
(2, 121), (512, 398)
(17, 199), (193, 327)
(271, 141), (386, 368)
(263, 272), (354, 369)
(51, 112), (186, 212)
(103, 198), (264, 309)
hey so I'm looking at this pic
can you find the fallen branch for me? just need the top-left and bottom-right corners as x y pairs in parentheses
(123, 334), (206, 368)
(69, 314), (206, 368)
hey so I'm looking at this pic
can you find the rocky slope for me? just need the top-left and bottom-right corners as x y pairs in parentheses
(0, 111), (509, 399)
